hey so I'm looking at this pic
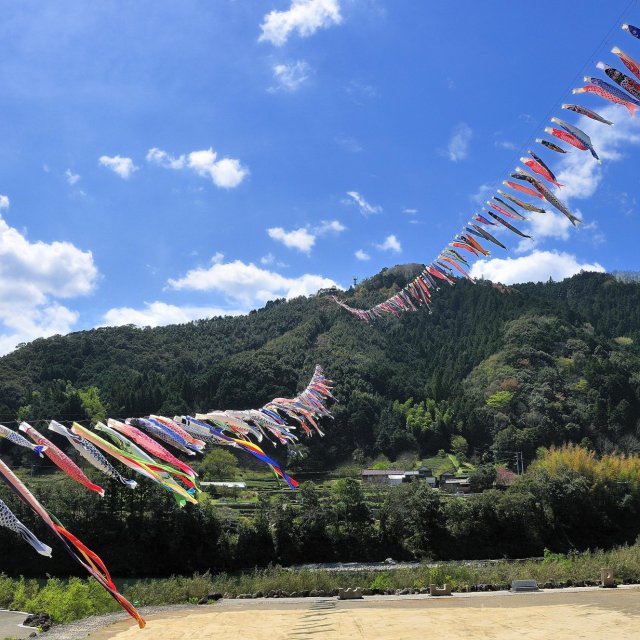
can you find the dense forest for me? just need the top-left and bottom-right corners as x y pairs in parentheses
(1, 269), (639, 468)
(1, 269), (640, 576)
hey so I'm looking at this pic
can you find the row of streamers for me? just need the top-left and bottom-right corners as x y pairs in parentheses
(333, 21), (640, 322)
(0, 367), (334, 624)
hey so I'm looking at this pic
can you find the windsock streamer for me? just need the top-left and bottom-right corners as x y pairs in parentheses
(622, 23), (640, 40)
(0, 496), (52, 557)
(20, 422), (105, 496)
(0, 424), (47, 458)
(611, 46), (640, 81)
(574, 78), (639, 117)
(596, 61), (640, 100)
(562, 103), (614, 125)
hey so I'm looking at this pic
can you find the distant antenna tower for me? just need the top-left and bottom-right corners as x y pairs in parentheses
(353, 276), (359, 287)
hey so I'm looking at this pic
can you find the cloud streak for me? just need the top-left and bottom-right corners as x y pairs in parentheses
(346, 191), (382, 216)
(445, 123), (472, 162)
(271, 60), (311, 91)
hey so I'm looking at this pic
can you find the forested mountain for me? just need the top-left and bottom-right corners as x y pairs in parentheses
(1, 269), (639, 471)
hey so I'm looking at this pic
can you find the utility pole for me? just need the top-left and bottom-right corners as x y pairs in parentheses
(514, 451), (524, 475)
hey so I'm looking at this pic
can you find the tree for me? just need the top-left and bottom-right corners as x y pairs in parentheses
(198, 449), (239, 480)
(469, 464), (497, 493)
(78, 386), (107, 425)
(451, 435), (468, 460)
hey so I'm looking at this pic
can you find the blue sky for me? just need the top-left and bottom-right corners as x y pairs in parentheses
(1, 0), (640, 353)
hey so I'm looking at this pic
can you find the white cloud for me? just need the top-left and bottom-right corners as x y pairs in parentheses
(376, 234), (402, 253)
(261, 253), (275, 265)
(469, 250), (605, 285)
(167, 254), (341, 307)
(188, 150), (248, 189)
(0, 214), (98, 354)
(268, 226), (316, 254)
(0, 195), (9, 210)
(65, 169), (80, 186)
(146, 148), (186, 170)
(355, 249), (370, 261)
(444, 123), (472, 162)
(271, 60), (311, 91)
(403, 208), (418, 215)
(147, 147), (248, 189)
(259, 0), (342, 46)
(346, 191), (382, 216)
(102, 301), (243, 328)
(555, 105), (640, 202)
(0, 303), (79, 356)
(98, 155), (138, 179)
(267, 220), (345, 254)
(315, 219), (346, 235)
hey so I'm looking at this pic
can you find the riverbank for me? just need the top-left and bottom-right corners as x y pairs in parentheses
(4, 542), (640, 625)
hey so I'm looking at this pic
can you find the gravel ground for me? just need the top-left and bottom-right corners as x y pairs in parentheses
(33, 585), (640, 640)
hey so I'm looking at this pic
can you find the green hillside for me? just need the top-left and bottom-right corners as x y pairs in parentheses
(1, 269), (639, 472)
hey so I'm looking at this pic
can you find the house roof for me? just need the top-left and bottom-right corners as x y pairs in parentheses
(200, 481), (247, 488)
(362, 469), (405, 476)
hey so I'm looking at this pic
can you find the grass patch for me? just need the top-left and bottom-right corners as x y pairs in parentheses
(417, 456), (456, 476)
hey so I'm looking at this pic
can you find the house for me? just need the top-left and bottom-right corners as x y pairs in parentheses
(361, 469), (406, 485)
(200, 481), (247, 489)
(361, 469), (437, 486)
(440, 477), (471, 494)
(401, 470), (437, 487)
(439, 471), (455, 487)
